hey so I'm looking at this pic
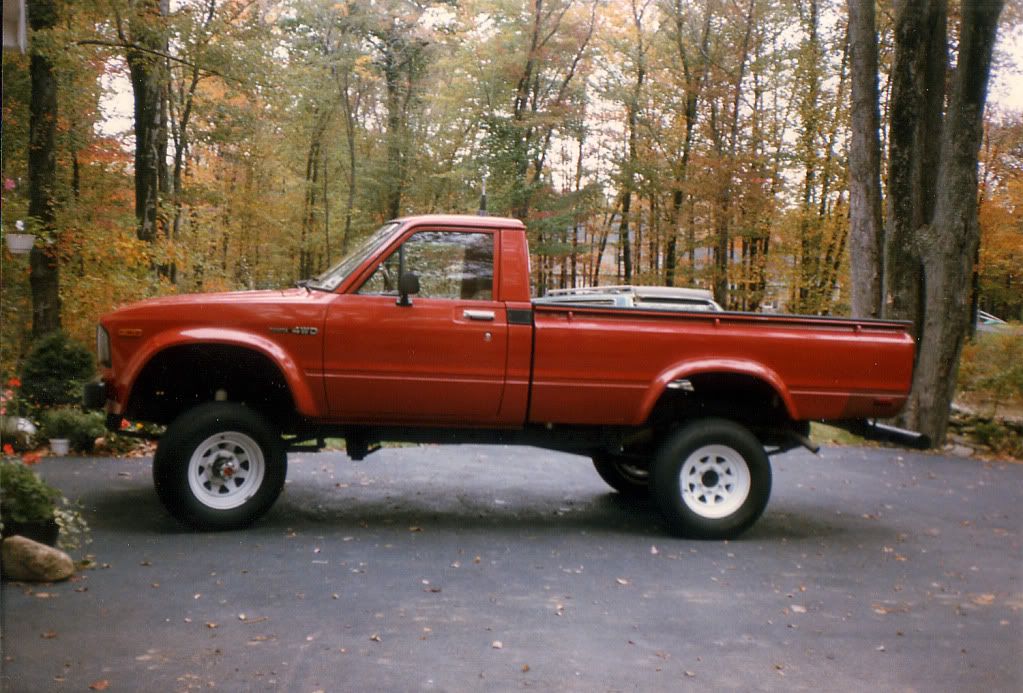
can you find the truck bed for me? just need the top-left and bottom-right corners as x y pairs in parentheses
(527, 303), (915, 426)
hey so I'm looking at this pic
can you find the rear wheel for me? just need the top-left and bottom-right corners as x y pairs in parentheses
(592, 453), (650, 498)
(649, 418), (771, 539)
(153, 403), (286, 530)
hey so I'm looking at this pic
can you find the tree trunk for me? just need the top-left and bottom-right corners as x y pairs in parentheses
(906, 0), (1003, 444)
(885, 0), (947, 330)
(619, 0), (648, 285)
(339, 73), (360, 256)
(712, 0), (754, 308)
(665, 2), (711, 288)
(848, 0), (884, 318)
(795, 0), (823, 314)
(382, 44), (406, 220)
(27, 0), (62, 337)
(126, 0), (170, 246)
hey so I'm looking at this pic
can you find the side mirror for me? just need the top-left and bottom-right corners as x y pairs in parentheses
(397, 272), (420, 307)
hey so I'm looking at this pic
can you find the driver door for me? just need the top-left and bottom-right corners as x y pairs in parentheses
(322, 229), (509, 424)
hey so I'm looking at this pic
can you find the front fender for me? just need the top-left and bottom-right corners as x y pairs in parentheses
(637, 358), (800, 423)
(114, 327), (320, 418)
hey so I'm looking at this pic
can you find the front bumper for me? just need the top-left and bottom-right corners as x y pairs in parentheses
(83, 381), (123, 432)
(83, 380), (106, 410)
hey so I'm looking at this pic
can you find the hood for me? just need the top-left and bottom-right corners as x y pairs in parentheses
(117, 288), (314, 310)
(103, 288), (335, 324)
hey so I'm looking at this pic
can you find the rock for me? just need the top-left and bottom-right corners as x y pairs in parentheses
(945, 443), (975, 458)
(1, 536), (74, 582)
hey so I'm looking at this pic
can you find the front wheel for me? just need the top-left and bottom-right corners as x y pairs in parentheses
(153, 403), (287, 530)
(649, 418), (771, 540)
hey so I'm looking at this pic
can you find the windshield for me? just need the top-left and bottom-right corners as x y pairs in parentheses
(306, 222), (401, 291)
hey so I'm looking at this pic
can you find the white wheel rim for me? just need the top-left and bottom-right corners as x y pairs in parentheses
(679, 444), (751, 519)
(187, 432), (265, 510)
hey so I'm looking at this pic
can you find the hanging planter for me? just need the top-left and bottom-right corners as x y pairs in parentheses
(5, 233), (35, 254)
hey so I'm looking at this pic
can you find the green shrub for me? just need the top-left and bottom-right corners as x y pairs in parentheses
(0, 459), (60, 525)
(972, 421), (1023, 458)
(20, 332), (95, 408)
(958, 330), (1023, 416)
(0, 459), (92, 551)
(40, 408), (106, 453)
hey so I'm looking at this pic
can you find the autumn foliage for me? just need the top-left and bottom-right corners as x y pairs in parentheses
(1, 0), (1020, 389)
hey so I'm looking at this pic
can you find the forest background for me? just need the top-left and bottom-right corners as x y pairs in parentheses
(2, 0), (1022, 445)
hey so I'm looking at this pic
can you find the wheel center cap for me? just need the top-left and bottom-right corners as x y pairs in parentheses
(702, 469), (720, 488)
(211, 456), (237, 481)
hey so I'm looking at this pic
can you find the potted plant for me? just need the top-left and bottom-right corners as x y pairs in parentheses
(40, 408), (105, 454)
(0, 457), (91, 551)
(40, 409), (75, 455)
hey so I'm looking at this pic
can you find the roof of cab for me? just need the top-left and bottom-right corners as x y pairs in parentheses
(393, 214), (526, 230)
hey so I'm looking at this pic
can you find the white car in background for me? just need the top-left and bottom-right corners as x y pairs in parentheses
(976, 309), (1008, 333)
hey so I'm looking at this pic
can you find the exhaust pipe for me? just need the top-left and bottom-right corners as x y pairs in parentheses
(833, 419), (931, 450)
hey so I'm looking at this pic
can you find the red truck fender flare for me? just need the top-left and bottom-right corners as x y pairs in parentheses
(117, 327), (319, 417)
(639, 358), (800, 423)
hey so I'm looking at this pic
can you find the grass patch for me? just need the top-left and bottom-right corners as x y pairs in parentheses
(810, 422), (867, 446)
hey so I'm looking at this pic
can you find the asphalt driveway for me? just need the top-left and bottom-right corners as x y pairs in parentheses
(2, 444), (1021, 692)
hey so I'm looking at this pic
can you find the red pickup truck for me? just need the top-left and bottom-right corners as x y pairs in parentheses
(85, 214), (924, 539)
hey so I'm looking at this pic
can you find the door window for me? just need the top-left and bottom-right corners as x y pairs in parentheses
(358, 231), (494, 300)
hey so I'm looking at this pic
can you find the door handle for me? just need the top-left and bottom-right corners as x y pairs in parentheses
(463, 309), (495, 321)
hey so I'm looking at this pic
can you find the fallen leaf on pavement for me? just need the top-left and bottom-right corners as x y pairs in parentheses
(89, 681), (110, 691)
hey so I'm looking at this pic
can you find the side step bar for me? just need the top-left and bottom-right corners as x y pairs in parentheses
(832, 419), (932, 450)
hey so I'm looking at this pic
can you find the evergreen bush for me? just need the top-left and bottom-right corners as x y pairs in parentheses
(20, 332), (95, 408)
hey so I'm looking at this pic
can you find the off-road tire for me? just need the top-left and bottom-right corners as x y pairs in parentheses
(153, 402), (286, 530)
(592, 453), (650, 498)
(649, 418), (771, 539)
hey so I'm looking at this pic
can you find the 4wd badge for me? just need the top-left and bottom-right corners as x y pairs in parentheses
(270, 326), (318, 336)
